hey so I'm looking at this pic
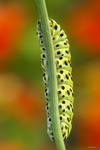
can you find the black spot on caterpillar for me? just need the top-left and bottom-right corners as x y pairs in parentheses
(37, 19), (74, 141)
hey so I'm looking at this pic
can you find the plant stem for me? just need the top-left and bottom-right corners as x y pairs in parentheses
(35, 0), (66, 150)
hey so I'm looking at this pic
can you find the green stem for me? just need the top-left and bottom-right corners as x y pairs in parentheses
(35, 0), (66, 150)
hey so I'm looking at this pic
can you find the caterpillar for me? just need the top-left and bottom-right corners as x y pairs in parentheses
(37, 19), (74, 141)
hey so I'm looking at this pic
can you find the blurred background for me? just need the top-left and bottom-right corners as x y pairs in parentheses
(0, 0), (100, 150)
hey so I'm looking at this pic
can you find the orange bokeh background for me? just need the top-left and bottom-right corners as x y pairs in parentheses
(0, 1), (100, 150)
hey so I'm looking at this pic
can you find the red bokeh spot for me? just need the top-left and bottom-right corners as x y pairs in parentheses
(65, 2), (100, 54)
(0, 4), (27, 61)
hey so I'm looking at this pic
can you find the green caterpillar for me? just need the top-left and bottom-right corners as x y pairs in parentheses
(37, 19), (74, 141)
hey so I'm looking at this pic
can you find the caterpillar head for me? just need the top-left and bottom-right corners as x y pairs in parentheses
(49, 19), (61, 36)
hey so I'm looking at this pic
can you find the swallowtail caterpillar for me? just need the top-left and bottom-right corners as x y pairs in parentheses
(37, 19), (74, 141)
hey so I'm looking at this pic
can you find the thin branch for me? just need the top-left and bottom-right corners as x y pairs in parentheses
(34, 0), (66, 150)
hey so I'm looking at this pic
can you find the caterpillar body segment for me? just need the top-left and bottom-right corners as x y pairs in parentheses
(37, 19), (74, 141)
